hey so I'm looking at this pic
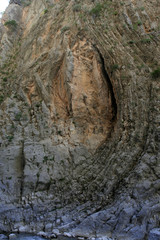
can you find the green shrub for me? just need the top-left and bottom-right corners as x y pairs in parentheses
(73, 4), (81, 12)
(151, 68), (160, 79)
(43, 156), (48, 162)
(133, 21), (142, 30)
(0, 95), (4, 104)
(90, 3), (103, 16)
(14, 112), (22, 121)
(61, 26), (70, 33)
(43, 9), (48, 14)
(111, 64), (119, 71)
(137, 20), (142, 26)
(57, 130), (62, 135)
(140, 38), (151, 43)
(4, 20), (17, 28)
(3, 77), (7, 82)
(113, 11), (118, 15)
(128, 40), (135, 44)
(43, 155), (54, 162)
(140, 7), (145, 11)
(7, 135), (14, 142)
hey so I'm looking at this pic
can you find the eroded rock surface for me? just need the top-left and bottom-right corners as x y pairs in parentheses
(0, 0), (159, 239)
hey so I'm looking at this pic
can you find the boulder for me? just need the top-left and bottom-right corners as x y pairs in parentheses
(0, 234), (8, 240)
(149, 229), (160, 240)
(8, 234), (16, 240)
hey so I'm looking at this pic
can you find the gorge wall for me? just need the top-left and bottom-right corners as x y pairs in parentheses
(0, 0), (160, 239)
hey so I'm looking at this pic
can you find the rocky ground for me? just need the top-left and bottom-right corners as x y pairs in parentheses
(0, 0), (160, 240)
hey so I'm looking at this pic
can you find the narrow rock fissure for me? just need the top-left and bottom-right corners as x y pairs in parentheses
(98, 50), (117, 121)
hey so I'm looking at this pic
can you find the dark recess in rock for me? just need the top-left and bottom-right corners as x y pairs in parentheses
(98, 50), (117, 121)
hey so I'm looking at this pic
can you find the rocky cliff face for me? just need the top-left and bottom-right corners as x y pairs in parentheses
(0, 0), (159, 239)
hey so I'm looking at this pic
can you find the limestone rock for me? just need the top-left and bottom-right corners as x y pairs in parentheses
(0, 0), (159, 240)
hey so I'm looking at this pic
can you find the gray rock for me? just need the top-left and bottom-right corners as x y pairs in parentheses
(9, 0), (21, 5)
(52, 229), (60, 236)
(148, 228), (160, 240)
(0, 1), (160, 240)
(129, 225), (146, 240)
(97, 238), (113, 240)
(19, 225), (30, 232)
(0, 234), (8, 240)
(37, 231), (49, 238)
(63, 232), (73, 237)
(8, 234), (16, 240)
(50, 233), (56, 238)
(45, 223), (53, 232)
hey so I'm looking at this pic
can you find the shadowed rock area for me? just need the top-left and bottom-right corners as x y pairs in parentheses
(0, 0), (159, 240)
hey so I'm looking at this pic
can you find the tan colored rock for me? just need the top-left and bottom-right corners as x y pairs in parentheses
(0, 0), (159, 239)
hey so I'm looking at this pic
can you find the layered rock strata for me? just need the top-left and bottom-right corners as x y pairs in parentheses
(0, 0), (159, 239)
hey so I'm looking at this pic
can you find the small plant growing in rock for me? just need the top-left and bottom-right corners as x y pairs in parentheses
(133, 21), (142, 30)
(140, 38), (151, 43)
(43, 9), (48, 14)
(111, 64), (119, 72)
(7, 135), (14, 142)
(151, 68), (160, 79)
(57, 130), (62, 135)
(128, 40), (135, 44)
(137, 20), (142, 26)
(113, 11), (118, 16)
(61, 26), (70, 33)
(11, 123), (15, 130)
(43, 156), (48, 162)
(3, 77), (7, 82)
(140, 7), (145, 11)
(0, 95), (4, 104)
(90, 3), (103, 17)
(4, 20), (17, 29)
(73, 4), (81, 12)
(14, 112), (22, 121)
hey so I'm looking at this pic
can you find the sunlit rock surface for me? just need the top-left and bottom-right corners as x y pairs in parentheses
(0, 0), (159, 239)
